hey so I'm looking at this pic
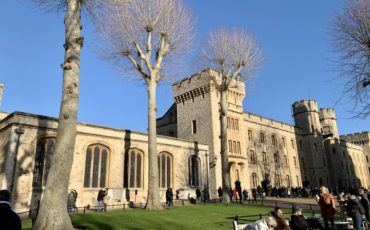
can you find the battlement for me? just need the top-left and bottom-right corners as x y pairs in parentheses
(172, 68), (245, 104)
(292, 100), (318, 115)
(340, 131), (370, 140)
(319, 108), (336, 120)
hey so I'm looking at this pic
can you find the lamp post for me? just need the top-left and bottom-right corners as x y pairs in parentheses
(10, 127), (24, 195)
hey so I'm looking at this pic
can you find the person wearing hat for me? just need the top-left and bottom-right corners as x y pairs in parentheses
(290, 205), (309, 230)
(346, 195), (365, 230)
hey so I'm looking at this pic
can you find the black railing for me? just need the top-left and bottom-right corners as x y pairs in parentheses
(18, 198), (321, 219)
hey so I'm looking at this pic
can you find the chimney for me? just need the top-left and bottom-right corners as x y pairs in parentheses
(0, 83), (4, 110)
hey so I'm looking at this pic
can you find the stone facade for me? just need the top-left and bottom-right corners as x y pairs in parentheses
(340, 132), (370, 187)
(0, 112), (208, 213)
(0, 69), (369, 212)
(158, 69), (369, 194)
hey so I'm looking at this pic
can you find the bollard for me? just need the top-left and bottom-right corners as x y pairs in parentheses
(83, 206), (86, 214)
(182, 200), (184, 206)
(259, 214), (262, 220)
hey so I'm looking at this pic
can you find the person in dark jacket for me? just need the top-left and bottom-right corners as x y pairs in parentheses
(166, 188), (173, 207)
(358, 188), (369, 221)
(0, 190), (22, 230)
(217, 186), (223, 202)
(290, 206), (309, 230)
(195, 188), (201, 201)
(347, 195), (364, 230)
(96, 188), (105, 212)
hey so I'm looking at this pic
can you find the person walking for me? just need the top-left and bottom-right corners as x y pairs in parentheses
(217, 186), (223, 202)
(0, 190), (22, 230)
(252, 188), (258, 204)
(315, 186), (336, 230)
(97, 188), (105, 212)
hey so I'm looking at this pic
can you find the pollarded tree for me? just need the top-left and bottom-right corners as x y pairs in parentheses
(202, 28), (263, 203)
(95, 0), (194, 210)
(330, 0), (370, 117)
(29, 0), (104, 229)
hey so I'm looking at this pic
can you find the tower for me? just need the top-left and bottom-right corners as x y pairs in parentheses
(319, 108), (339, 140)
(292, 100), (331, 187)
(172, 69), (246, 195)
(292, 100), (322, 135)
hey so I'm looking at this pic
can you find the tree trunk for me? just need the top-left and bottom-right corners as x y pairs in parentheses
(145, 76), (162, 210)
(220, 90), (231, 203)
(33, 0), (81, 229)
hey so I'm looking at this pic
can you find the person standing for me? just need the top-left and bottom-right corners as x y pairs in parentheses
(315, 186), (336, 230)
(217, 186), (223, 202)
(102, 188), (109, 212)
(0, 190), (22, 230)
(347, 195), (365, 230)
(358, 188), (369, 221)
(196, 188), (201, 202)
(235, 180), (242, 204)
(166, 188), (173, 207)
(67, 189), (75, 213)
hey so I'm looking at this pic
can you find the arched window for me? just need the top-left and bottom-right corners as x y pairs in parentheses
(84, 144), (110, 188)
(124, 149), (143, 188)
(158, 152), (172, 188)
(33, 138), (55, 187)
(188, 155), (200, 187)
(251, 173), (258, 188)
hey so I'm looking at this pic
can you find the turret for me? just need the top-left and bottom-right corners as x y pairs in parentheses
(319, 108), (339, 139)
(292, 100), (321, 135)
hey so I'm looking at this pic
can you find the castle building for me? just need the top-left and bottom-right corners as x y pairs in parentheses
(158, 69), (369, 193)
(0, 69), (369, 213)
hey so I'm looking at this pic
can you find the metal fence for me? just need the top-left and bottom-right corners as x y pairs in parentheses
(17, 197), (321, 219)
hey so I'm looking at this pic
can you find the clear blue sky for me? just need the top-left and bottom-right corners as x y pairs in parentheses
(1, 0), (369, 135)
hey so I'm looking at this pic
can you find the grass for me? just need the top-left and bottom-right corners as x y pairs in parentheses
(22, 203), (280, 230)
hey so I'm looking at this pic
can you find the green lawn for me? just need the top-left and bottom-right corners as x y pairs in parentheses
(22, 204), (280, 230)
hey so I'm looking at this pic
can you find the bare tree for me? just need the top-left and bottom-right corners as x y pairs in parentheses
(94, 0), (194, 210)
(329, 0), (370, 117)
(28, 0), (103, 229)
(202, 28), (262, 203)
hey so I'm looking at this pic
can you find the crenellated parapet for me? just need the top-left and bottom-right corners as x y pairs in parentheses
(292, 99), (318, 115)
(319, 108), (336, 120)
(173, 68), (245, 106)
(174, 85), (212, 104)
